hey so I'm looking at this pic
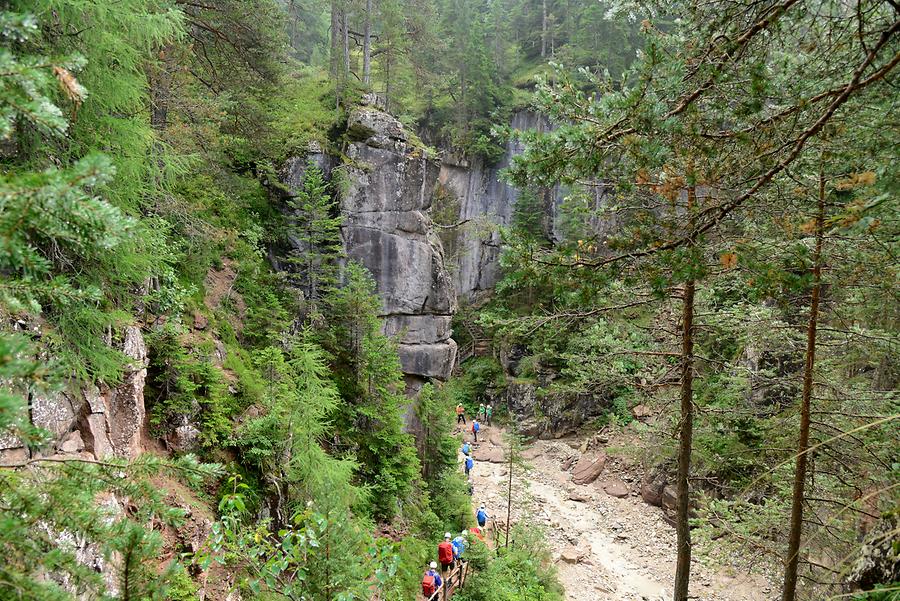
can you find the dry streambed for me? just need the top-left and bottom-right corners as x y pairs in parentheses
(462, 427), (775, 601)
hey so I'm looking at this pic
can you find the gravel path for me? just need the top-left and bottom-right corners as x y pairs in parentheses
(462, 427), (776, 601)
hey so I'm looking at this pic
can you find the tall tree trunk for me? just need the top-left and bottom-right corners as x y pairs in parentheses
(330, 2), (341, 108)
(363, 0), (372, 85)
(384, 53), (392, 112)
(505, 434), (514, 547)
(342, 9), (350, 77)
(541, 0), (548, 58)
(781, 167), (825, 601)
(673, 185), (697, 601)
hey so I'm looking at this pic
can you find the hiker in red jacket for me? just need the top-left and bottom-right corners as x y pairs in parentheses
(438, 532), (454, 571)
(422, 561), (443, 597)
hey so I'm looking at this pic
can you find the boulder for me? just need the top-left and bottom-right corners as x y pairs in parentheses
(59, 430), (85, 454)
(31, 390), (80, 440)
(568, 489), (592, 503)
(632, 404), (654, 420)
(168, 423), (201, 452)
(661, 485), (678, 511)
(641, 469), (668, 507)
(848, 514), (900, 589)
(571, 452), (608, 485)
(0, 447), (28, 466)
(347, 106), (407, 142)
(560, 546), (582, 564)
(601, 479), (630, 498)
(478, 446), (506, 464)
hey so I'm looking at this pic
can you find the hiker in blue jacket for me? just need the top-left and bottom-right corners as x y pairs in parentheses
(451, 531), (467, 561)
(461, 441), (471, 456)
(476, 504), (489, 528)
(421, 561), (442, 597)
(464, 454), (474, 476)
(472, 419), (480, 442)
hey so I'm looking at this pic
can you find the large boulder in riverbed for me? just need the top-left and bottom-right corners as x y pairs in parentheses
(571, 452), (607, 485)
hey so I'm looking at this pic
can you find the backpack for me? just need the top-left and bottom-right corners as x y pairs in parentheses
(466, 457), (473, 470)
(477, 509), (487, 523)
(438, 541), (453, 564)
(422, 573), (436, 597)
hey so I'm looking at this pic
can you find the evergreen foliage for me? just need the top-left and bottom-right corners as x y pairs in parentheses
(283, 163), (343, 317)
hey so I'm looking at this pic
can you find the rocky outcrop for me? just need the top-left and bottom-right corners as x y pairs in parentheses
(848, 514), (900, 590)
(281, 99), (457, 384)
(0, 325), (149, 464)
(500, 381), (612, 439)
(436, 110), (617, 300)
(437, 111), (551, 298)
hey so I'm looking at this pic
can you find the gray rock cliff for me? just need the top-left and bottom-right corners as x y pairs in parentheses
(282, 99), (458, 385)
(437, 110), (616, 300)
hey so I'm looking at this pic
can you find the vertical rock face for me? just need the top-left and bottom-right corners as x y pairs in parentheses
(437, 111), (553, 298)
(282, 100), (458, 384)
(437, 110), (616, 300)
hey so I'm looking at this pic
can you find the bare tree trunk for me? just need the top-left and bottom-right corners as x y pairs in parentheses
(342, 9), (350, 77)
(505, 434), (513, 548)
(673, 185), (697, 601)
(330, 2), (341, 108)
(541, 0), (548, 57)
(363, 0), (372, 85)
(384, 53), (392, 111)
(781, 167), (825, 601)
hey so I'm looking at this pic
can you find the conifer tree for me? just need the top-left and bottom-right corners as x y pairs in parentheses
(284, 163), (343, 320)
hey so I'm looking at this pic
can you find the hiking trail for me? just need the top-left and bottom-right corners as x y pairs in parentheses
(459, 425), (777, 601)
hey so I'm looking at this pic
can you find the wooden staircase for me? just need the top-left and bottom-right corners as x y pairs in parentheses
(455, 320), (491, 369)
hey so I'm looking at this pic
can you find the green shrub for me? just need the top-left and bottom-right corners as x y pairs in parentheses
(454, 525), (563, 601)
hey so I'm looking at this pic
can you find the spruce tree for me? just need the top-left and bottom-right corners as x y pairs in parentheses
(283, 162), (343, 320)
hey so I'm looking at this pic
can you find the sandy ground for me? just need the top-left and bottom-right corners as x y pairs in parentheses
(460, 426), (776, 601)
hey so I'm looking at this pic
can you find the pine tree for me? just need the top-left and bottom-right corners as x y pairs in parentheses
(283, 162), (343, 320)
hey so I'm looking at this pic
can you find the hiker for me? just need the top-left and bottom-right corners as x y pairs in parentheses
(438, 533), (454, 571)
(456, 403), (466, 424)
(452, 531), (468, 562)
(478, 403), (486, 420)
(461, 441), (471, 456)
(470, 525), (485, 541)
(422, 561), (443, 598)
(476, 504), (489, 529)
(466, 478), (474, 496)
(486, 404), (493, 426)
(464, 454), (474, 476)
(471, 419), (480, 442)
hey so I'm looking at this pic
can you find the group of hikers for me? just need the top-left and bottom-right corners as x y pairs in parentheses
(455, 402), (492, 427)
(422, 504), (492, 598)
(422, 402), (497, 598)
